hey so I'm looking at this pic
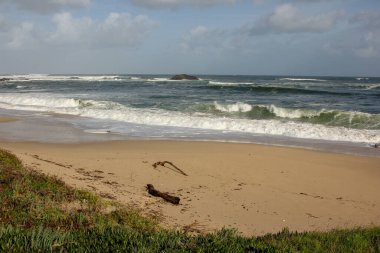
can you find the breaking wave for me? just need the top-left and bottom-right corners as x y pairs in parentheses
(279, 78), (327, 82)
(0, 94), (379, 143)
(199, 102), (380, 130)
(0, 74), (127, 82)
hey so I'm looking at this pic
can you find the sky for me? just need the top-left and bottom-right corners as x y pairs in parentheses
(0, 0), (379, 76)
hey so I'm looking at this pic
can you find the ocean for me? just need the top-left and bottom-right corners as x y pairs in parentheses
(0, 74), (379, 154)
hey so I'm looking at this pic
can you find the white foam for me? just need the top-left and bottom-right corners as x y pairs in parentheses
(214, 102), (252, 113)
(0, 94), (79, 109)
(84, 129), (111, 134)
(213, 102), (323, 119)
(147, 77), (205, 82)
(75, 75), (122, 81)
(268, 105), (321, 119)
(280, 78), (326, 82)
(0, 94), (379, 143)
(1, 74), (123, 82)
(208, 81), (252, 86)
(365, 84), (380, 90)
(147, 78), (172, 82)
(80, 108), (380, 143)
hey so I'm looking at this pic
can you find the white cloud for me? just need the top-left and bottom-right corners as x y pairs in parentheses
(47, 12), (157, 48)
(0, 11), (157, 50)
(182, 4), (343, 53)
(5, 22), (36, 49)
(49, 12), (92, 44)
(181, 26), (212, 52)
(97, 13), (158, 47)
(181, 25), (239, 53)
(0, 15), (37, 49)
(129, 0), (237, 9)
(350, 11), (380, 58)
(0, 0), (90, 13)
(354, 31), (380, 58)
(250, 4), (343, 34)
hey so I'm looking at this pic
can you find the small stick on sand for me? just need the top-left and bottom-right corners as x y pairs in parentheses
(152, 161), (188, 176)
(146, 184), (180, 205)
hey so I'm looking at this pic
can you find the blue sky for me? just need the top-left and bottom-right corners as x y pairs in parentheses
(0, 0), (379, 76)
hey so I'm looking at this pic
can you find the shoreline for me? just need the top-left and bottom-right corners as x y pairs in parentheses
(2, 139), (379, 236)
(1, 111), (379, 158)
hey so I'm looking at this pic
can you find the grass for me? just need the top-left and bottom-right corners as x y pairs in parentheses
(0, 149), (157, 232)
(1, 148), (380, 252)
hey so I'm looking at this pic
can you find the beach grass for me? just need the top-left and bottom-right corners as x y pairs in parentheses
(1, 148), (379, 252)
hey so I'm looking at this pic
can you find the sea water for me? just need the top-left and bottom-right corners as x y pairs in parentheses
(0, 74), (379, 153)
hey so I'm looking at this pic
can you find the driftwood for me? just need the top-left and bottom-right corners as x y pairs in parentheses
(146, 184), (180, 205)
(152, 161), (188, 176)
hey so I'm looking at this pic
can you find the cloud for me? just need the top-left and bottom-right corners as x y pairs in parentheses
(0, 0), (90, 13)
(181, 25), (243, 53)
(350, 11), (380, 29)
(249, 4), (343, 35)
(0, 15), (38, 49)
(0, 15), (8, 31)
(181, 26), (215, 52)
(49, 12), (92, 44)
(48, 12), (157, 48)
(182, 4), (344, 53)
(0, 11), (157, 50)
(6, 22), (36, 49)
(96, 13), (158, 47)
(129, 0), (237, 9)
(350, 11), (380, 58)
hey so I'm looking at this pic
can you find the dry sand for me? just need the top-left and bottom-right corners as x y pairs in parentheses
(1, 140), (379, 236)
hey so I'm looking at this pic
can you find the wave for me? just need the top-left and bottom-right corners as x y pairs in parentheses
(214, 102), (253, 113)
(279, 78), (326, 82)
(0, 74), (126, 82)
(147, 78), (172, 82)
(212, 102), (322, 119)
(0, 94), (379, 143)
(207, 102), (380, 129)
(208, 81), (253, 86)
(205, 84), (352, 96)
(364, 84), (380, 90)
(146, 77), (207, 83)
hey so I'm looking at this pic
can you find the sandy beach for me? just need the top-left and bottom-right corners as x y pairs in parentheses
(1, 139), (379, 236)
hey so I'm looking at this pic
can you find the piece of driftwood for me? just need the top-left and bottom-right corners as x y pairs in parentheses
(152, 161), (188, 176)
(146, 184), (180, 205)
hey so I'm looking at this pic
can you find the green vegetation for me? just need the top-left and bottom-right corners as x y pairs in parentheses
(1, 148), (380, 252)
(0, 149), (156, 232)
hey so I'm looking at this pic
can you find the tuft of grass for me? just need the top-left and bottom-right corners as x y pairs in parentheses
(1, 148), (380, 252)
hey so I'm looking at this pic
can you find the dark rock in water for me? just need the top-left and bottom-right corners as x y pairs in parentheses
(0, 78), (11, 82)
(170, 74), (199, 80)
